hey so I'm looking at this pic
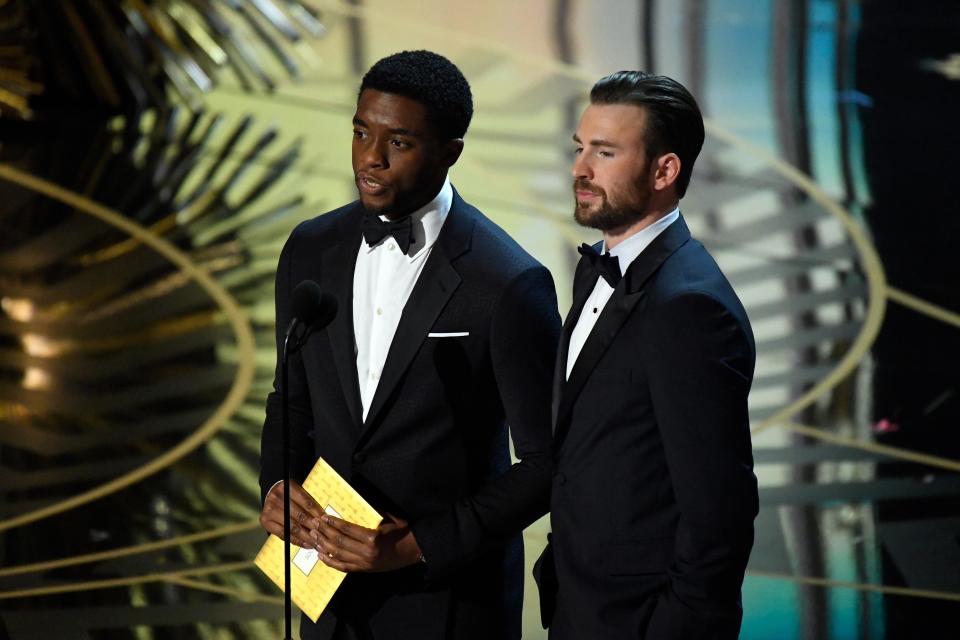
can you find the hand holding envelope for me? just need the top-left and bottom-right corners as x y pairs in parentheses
(312, 512), (423, 573)
(255, 457), (382, 622)
(259, 480), (325, 549)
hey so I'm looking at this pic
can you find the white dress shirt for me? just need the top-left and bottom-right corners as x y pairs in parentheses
(353, 177), (453, 420)
(565, 207), (680, 380)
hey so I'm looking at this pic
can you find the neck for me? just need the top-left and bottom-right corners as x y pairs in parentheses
(602, 200), (678, 250)
(383, 173), (448, 221)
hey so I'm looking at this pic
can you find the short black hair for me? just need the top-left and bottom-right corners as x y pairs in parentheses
(359, 50), (473, 140)
(590, 71), (704, 198)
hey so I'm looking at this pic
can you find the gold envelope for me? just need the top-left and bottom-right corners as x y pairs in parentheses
(254, 457), (382, 622)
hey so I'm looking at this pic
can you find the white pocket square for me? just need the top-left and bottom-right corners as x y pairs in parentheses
(428, 332), (469, 337)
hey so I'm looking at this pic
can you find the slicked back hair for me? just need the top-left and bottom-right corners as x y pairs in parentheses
(590, 71), (704, 198)
(359, 50), (473, 140)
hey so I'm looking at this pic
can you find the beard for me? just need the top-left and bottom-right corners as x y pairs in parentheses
(358, 196), (391, 217)
(573, 176), (652, 232)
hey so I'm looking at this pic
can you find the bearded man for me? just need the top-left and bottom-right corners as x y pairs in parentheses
(534, 71), (759, 640)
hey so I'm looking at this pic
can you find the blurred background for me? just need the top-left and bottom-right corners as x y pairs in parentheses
(1, 0), (958, 638)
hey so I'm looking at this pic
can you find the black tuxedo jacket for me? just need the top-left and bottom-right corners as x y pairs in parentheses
(535, 215), (759, 639)
(260, 189), (560, 640)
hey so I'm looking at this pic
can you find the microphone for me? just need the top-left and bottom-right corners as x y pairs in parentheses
(291, 279), (338, 330)
(279, 280), (337, 640)
(284, 280), (337, 360)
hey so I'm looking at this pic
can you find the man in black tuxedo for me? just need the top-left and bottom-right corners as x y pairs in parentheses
(535, 71), (759, 639)
(259, 50), (560, 639)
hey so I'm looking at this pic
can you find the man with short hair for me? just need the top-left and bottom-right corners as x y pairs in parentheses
(259, 50), (560, 640)
(535, 70), (759, 639)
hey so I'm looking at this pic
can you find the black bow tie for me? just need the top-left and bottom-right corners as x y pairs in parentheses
(361, 214), (415, 255)
(578, 243), (622, 287)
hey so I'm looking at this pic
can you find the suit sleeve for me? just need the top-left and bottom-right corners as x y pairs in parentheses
(642, 292), (758, 639)
(409, 265), (561, 580)
(259, 225), (317, 504)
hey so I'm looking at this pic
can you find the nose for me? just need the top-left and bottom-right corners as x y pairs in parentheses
(572, 152), (591, 181)
(359, 135), (388, 171)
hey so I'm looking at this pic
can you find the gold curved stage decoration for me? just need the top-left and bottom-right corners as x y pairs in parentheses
(700, 123), (889, 436)
(747, 570), (960, 605)
(4, 2), (959, 636)
(0, 519), (260, 579)
(0, 163), (257, 533)
(0, 560), (256, 600)
(887, 285), (960, 329)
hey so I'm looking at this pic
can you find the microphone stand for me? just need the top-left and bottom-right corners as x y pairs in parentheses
(281, 318), (300, 640)
(274, 281), (333, 639)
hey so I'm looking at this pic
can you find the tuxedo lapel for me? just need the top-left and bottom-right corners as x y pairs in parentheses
(323, 206), (365, 427)
(360, 190), (474, 436)
(553, 215), (692, 445)
(551, 257), (597, 431)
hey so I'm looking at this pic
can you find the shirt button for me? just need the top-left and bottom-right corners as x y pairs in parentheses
(387, 242), (395, 251)
(376, 307), (383, 316)
(371, 371), (379, 380)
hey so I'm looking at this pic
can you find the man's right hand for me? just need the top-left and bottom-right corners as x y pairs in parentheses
(259, 480), (325, 549)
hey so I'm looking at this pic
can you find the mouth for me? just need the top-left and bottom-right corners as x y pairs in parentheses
(575, 189), (603, 205)
(574, 181), (602, 203)
(356, 173), (388, 196)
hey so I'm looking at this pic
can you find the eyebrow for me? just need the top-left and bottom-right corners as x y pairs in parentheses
(572, 134), (620, 148)
(353, 117), (421, 137)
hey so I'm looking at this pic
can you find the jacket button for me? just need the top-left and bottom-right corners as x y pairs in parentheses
(554, 472), (566, 486)
(353, 452), (366, 464)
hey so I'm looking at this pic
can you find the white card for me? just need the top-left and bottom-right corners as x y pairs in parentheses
(293, 547), (318, 576)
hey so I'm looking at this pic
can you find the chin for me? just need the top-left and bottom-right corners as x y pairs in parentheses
(575, 203), (642, 232)
(359, 195), (392, 216)
(573, 205), (601, 229)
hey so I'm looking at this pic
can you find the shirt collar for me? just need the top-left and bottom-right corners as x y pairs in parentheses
(604, 206), (680, 273)
(366, 176), (452, 258)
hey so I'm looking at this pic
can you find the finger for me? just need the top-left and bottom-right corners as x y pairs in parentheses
(260, 497), (316, 542)
(315, 519), (376, 559)
(265, 484), (324, 530)
(317, 551), (354, 573)
(268, 481), (321, 515)
(317, 537), (368, 565)
(323, 515), (377, 545)
(288, 482), (323, 512)
(262, 516), (314, 547)
(377, 521), (401, 535)
(384, 512), (409, 528)
(280, 483), (326, 521)
(262, 497), (322, 533)
(316, 540), (370, 572)
(262, 518), (319, 549)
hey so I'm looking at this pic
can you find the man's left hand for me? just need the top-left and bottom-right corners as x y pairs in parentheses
(314, 513), (422, 573)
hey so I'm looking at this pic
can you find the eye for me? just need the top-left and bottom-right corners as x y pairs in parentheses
(573, 146), (583, 155)
(390, 139), (410, 149)
(353, 129), (367, 140)
(598, 150), (613, 158)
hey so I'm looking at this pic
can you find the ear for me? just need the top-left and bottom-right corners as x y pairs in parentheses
(652, 152), (681, 193)
(442, 138), (465, 168)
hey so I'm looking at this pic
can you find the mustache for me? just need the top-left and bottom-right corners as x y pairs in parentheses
(573, 179), (604, 196)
